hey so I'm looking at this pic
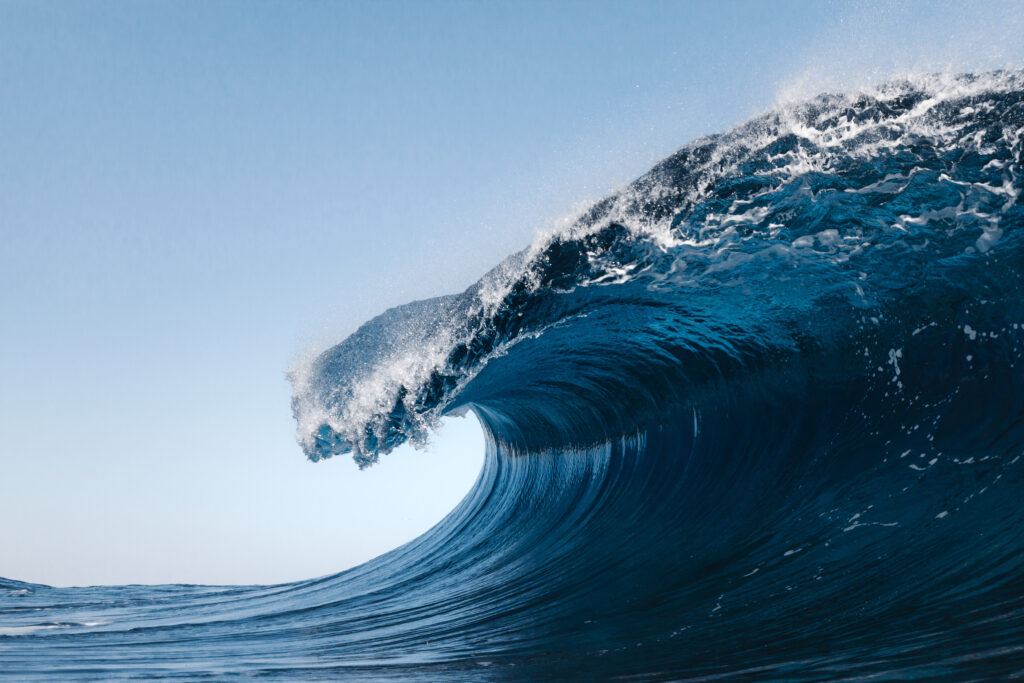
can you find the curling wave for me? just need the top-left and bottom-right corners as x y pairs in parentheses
(4, 71), (1024, 680)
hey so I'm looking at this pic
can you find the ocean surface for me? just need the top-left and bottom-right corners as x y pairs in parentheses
(4, 71), (1024, 680)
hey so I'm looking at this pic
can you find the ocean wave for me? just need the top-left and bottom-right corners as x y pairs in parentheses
(5, 71), (1024, 680)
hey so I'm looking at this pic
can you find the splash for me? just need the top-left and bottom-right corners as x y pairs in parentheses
(292, 70), (1023, 465)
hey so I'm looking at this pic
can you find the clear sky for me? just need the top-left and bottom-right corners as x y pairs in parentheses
(2, 1), (1022, 587)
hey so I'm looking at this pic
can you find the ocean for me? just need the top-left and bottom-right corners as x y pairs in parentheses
(4, 71), (1024, 680)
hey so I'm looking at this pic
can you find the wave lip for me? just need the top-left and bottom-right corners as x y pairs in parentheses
(292, 69), (1024, 467)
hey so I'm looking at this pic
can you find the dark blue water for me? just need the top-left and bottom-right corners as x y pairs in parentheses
(4, 71), (1024, 680)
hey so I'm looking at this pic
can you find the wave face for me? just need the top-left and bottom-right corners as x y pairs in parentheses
(5, 72), (1024, 680)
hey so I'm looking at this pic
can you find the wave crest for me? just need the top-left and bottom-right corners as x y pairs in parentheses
(291, 71), (1024, 466)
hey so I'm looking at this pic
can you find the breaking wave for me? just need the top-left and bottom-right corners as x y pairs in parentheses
(4, 71), (1024, 680)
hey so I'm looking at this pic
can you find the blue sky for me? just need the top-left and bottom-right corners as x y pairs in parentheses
(2, 0), (1022, 586)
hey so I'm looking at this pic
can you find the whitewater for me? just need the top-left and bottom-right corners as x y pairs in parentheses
(3, 71), (1024, 680)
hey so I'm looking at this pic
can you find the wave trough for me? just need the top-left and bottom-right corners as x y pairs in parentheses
(4, 71), (1024, 680)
